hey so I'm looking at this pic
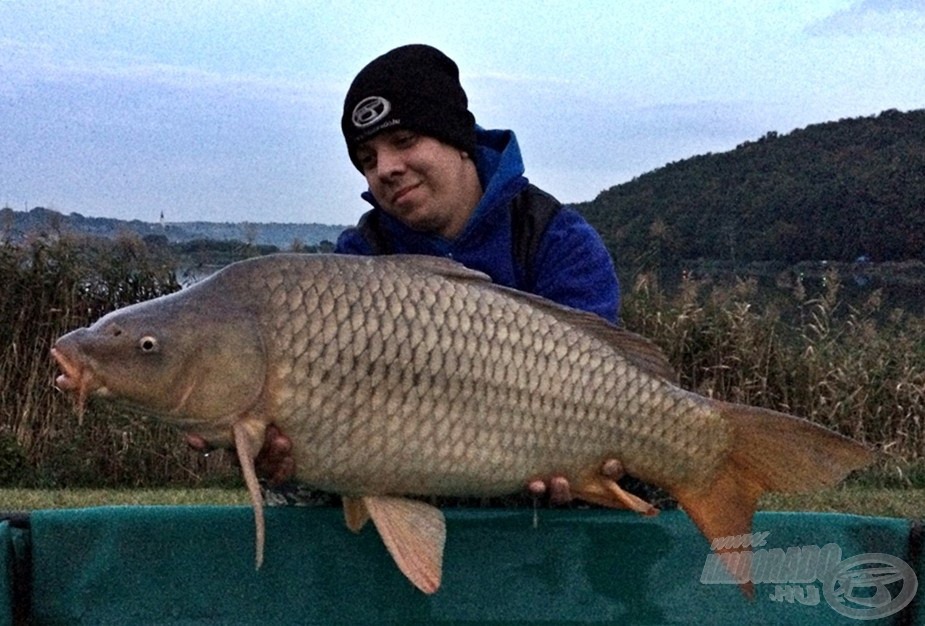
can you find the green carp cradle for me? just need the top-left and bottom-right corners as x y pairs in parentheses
(52, 253), (872, 594)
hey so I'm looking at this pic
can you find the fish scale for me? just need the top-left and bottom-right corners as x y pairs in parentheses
(51, 252), (873, 594)
(219, 254), (724, 496)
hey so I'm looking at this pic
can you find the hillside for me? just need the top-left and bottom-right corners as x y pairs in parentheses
(575, 108), (925, 271)
(0, 207), (346, 250)
(6, 109), (924, 270)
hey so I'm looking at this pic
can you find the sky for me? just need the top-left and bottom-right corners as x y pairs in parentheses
(2, 1), (924, 226)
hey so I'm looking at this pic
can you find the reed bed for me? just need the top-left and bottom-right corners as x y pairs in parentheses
(0, 233), (236, 488)
(1, 235), (923, 490)
(623, 269), (925, 487)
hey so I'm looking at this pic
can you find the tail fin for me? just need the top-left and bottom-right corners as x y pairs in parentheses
(713, 401), (874, 493)
(673, 402), (873, 597)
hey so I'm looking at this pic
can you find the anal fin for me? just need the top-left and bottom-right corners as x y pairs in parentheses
(363, 496), (446, 594)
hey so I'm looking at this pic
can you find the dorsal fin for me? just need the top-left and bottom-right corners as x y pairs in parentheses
(383, 254), (492, 283)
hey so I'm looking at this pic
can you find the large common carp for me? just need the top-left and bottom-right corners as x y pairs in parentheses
(51, 253), (872, 594)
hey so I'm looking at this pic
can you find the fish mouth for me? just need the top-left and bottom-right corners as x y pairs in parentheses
(51, 346), (103, 417)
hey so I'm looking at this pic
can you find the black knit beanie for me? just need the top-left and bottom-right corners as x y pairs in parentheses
(342, 44), (477, 170)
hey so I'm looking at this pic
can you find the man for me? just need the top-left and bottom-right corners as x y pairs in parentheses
(200, 45), (622, 504)
(334, 44), (619, 324)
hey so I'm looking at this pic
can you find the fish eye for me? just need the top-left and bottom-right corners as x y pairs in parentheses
(138, 336), (158, 353)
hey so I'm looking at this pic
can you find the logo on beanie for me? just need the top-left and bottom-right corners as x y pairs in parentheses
(352, 96), (391, 129)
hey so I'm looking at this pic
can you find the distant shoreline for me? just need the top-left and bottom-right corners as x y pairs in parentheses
(1, 206), (348, 249)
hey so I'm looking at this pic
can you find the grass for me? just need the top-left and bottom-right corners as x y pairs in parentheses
(758, 487), (924, 519)
(0, 488), (249, 511)
(2, 486), (922, 519)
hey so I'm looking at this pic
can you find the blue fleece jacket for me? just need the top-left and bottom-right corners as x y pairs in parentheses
(335, 127), (620, 323)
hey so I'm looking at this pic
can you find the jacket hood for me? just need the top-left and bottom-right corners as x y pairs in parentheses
(359, 126), (529, 250)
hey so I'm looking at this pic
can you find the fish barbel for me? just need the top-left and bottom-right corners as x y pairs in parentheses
(51, 253), (872, 594)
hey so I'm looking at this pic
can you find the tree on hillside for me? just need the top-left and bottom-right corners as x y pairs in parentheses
(575, 109), (925, 272)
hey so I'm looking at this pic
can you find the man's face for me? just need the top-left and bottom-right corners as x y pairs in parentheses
(355, 129), (480, 239)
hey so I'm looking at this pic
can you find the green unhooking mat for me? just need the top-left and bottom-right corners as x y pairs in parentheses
(1, 506), (922, 624)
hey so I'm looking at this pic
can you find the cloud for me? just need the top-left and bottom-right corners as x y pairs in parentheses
(468, 71), (774, 202)
(0, 35), (355, 224)
(806, 0), (925, 36)
(0, 37), (338, 106)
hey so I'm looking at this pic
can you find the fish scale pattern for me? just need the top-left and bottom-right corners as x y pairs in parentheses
(224, 254), (731, 498)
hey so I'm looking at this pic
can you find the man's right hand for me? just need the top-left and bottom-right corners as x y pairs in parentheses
(186, 423), (296, 486)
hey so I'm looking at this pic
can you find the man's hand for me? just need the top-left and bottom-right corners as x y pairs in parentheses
(525, 459), (627, 506)
(526, 475), (573, 505)
(254, 424), (295, 486)
(186, 424), (296, 486)
(185, 433), (212, 453)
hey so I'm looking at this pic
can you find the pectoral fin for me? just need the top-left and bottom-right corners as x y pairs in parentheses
(362, 496), (446, 594)
(233, 419), (267, 569)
